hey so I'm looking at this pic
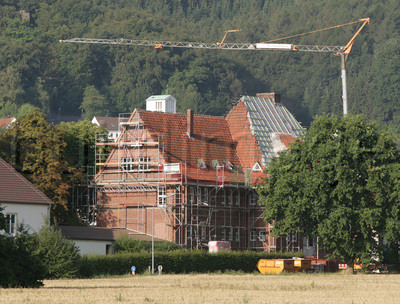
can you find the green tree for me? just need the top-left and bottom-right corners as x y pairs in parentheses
(258, 114), (400, 270)
(80, 85), (109, 120)
(59, 119), (102, 168)
(0, 216), (46, 288)
(29, 221), (80, 279)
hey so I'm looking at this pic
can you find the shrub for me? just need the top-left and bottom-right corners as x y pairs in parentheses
(0, 230), (46, 288)
(113, 235), (181, 253)
(77, 250), (301, 277)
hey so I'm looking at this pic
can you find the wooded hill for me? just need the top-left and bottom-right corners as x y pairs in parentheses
(0, 0), (399, 130)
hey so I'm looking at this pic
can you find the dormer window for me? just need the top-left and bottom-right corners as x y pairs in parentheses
(211, 160), (220, 169)
(197, 159), (206, 169)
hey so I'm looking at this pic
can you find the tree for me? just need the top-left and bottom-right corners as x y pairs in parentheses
(3, 109), (82, 223)
(258, 114), (400, 269)
(80, 85), (109, 120)
(29, 221), (80, 279)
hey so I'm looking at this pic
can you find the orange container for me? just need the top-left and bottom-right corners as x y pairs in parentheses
(293, 259), (312, 272)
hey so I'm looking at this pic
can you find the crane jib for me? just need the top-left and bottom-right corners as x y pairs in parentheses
(59, 38), (343, 53)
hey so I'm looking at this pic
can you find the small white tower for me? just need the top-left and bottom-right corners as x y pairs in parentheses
(146, 95), (176, 113)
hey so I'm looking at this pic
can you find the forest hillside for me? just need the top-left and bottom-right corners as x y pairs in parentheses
(0, 0), (399, 131)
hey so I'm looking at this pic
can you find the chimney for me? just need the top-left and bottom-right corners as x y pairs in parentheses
(256, 92), (280, 103)
(187, 109), (193, 138)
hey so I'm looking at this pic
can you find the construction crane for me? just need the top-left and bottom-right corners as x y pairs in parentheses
(60, 18), (369, 116)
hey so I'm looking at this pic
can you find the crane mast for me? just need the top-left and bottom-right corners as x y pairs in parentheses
(59, 18), (369, 116)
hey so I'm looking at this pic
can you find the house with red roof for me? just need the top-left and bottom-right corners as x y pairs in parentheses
(94, 93), (303, 251)
(0, 117), (16, 131)
(0, 157), (53, 236)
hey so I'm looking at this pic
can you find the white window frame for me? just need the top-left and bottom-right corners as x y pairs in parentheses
(6, 213), (17, 236)
(221, 189), (226, 205)
(158, 187), (166, 207)
(228, 226), (233, 241)
(250, 230), (256, 242)
(235, 190), (240, 206)
(197, 187), (202, 205)
(203, 187), (208, 204)
(201, 226), (207, 240)
(221, 228), (226, 241)
(121, 157), (134, 172)
(259, 231), (266, 241)
(139, 156), (151, 171)
(235, 228), (240, 241)
(155, 101), (163, 111)
(187, 225), (192, 240)
(250, 193), (258, 206)
(227, 189), (232, 205)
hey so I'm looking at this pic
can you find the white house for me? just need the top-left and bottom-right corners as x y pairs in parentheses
(58, 226), (165, 255)
(146, 95), (176, 113)
(91, 116), (120, 141)
(0, 117), (16, 131)
(0, 158), (53, 236)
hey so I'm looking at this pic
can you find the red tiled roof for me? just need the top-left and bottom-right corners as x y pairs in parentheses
(279, 134), (298, 148)
(0, 117), (15, 129)
(0, 158), (53, 205)
(138, 110), (241, 168)
(226, 101), (262, 168)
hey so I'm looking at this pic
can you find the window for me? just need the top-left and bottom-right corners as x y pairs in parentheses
(221, 228), (226, 241)
(221, 189), (225, 205)
(139, 157), (151, 171)
(203, 188), (208, 205)
(250, 230), (256, 242)
(201, 226), (207, 240)
(228, 227), (233, 241)
(235, 228), (240, 241)
(235, 190), (240, 206)
(197, 188), (202, 204)
(308, 237), (314, 248)
(187, 225), (192, 239)
(155, 101), (163, 111)
(6, 214), (17, 236)
(259, 231), (266, 241)
(197, 159), (206, 169)
(250, 194), (258, 206)
(189, 187), (195, 204)
(292, 233), (297, 242)
(121, 157), (134, 171)
(158, 187), (166, 207)
(227, 189), (232, 205)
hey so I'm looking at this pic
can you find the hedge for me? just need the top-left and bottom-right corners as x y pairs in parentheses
(77, 250), (302, 278)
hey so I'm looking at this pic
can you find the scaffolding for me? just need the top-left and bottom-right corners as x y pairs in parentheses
(88, 108), (288, 251)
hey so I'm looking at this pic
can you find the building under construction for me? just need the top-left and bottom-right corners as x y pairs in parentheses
(91, 93), (304, 251)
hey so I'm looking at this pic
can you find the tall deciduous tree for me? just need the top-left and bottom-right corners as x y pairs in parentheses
(258, 114), (400, 269)
(4, 109), (82, 223)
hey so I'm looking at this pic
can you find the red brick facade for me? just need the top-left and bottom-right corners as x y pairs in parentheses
(95, 95), (302, 251)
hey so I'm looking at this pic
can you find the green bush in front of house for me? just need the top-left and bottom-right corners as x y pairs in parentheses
(77, 250), (301, 277)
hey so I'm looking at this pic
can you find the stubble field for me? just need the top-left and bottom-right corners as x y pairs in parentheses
(1, 273), (400, 304)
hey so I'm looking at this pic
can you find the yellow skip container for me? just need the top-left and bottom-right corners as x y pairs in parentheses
(256, 259), (295, 274)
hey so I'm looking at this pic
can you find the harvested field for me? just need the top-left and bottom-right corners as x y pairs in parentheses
(1, 273), (400, 304)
